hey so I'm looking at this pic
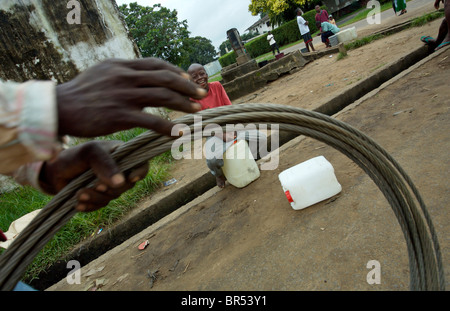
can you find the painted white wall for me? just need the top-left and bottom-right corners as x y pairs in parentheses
(0, 0), (167, 119)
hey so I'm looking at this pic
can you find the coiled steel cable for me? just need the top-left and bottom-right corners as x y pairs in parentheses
(0, 104), (444, 291)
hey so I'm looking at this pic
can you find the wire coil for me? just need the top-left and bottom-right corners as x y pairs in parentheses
(0, 104), (444, 291)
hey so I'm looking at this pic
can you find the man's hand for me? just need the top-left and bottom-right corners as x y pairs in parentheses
(39, 140), (148, 212)
(56, 58), (207, 138)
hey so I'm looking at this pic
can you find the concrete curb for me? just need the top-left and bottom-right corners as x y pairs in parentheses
(35, 41), (434, 290)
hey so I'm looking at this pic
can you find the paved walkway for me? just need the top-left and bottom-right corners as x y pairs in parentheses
(49, 44), (450, 291)
(282, 0), (433, 54)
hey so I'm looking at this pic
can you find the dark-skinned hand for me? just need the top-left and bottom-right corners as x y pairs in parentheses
(39, 140), (147, 213)
(56, 57), (207, 138)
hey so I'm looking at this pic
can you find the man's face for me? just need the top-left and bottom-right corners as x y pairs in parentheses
(315, 5), (320, 13)
(188, 67), (209, 90)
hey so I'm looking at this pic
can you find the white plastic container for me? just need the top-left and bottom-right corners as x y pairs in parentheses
(329, 34), (339, 47)
(278, 156), (342, 210)
(222, 140), (260, 188)
(337, 27), (357, 43)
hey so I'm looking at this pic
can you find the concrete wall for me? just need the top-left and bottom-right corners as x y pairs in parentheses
(0, 0), (168, 115)
(0, 0), (142, 83)
(204, 60), (222, 77)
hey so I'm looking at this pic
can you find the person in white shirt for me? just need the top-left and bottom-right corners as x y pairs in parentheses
(267, 31), (280, 55)
(296, 9), (316, 53)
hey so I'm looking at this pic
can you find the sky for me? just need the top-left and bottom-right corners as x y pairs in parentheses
(114, 0), (261, 51)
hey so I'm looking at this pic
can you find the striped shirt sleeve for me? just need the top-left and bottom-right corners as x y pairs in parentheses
(0, 80), (62, 175)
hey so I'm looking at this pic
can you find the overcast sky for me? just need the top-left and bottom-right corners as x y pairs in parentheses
(114, 0), (261, 51)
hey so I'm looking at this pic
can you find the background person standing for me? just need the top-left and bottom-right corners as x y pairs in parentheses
(392, 0), (407, 16)
(267, 31), (281, 55)
(315, 5), (330, 47)
(296, 8), (316, 53)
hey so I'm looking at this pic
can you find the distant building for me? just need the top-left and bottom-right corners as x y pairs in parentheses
(245, 15), (277, 34)
(204, 60), (222, 77)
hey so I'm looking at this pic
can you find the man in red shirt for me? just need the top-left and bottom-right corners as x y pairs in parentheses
(188, 63), (234, 188)
(187, 64), (264, 188)
(187, 63), (232, 110)
(315, 5), (330, 48)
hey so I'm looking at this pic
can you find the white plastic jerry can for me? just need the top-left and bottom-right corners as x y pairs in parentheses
(222, 140), (260, 188)
(278, 156), (342, 210)
(337, 26), (357, 43)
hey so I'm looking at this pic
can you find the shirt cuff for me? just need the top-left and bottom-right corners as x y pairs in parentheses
(11, 161), (46, 193)
(18, 81), (61, 161)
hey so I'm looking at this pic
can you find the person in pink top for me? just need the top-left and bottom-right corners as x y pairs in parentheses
(315, 5), (329, 48)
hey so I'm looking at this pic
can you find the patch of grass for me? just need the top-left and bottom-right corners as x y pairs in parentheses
(0, 187), (52, 232)
(336, 50), (348, 60)
(410, 10), (445, 27)
(208, 73), (222, 83)
(344, 33), (386, 50)
(0, 128), (174, 283)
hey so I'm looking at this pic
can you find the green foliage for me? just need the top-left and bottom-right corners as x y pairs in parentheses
(119, 2), (217, 69)
(119, 2), (189, 65)
(179, 36), (217, 70)
(219, 40), (233, 56)
(245, 35), (273, 58)
(410, 10), (445, 27)
(336, 50), (348, 60)
(344, 34), (386, 50)
(218, 51), (237, 68)
(241, 31), (260, 42)
(249, 0), (322, 26)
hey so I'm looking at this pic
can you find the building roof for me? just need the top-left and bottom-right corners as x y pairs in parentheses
(245, 15), (270, 32)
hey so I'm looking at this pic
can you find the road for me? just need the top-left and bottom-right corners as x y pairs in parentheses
(283, 0), (433, 54)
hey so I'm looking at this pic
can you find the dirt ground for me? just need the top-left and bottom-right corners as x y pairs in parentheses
(49, 15), (449, 291)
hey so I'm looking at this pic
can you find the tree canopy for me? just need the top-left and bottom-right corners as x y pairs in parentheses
(118, 2), (216, 70)
(249, 0), (321, 26)
(179, 36), (218, 70)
